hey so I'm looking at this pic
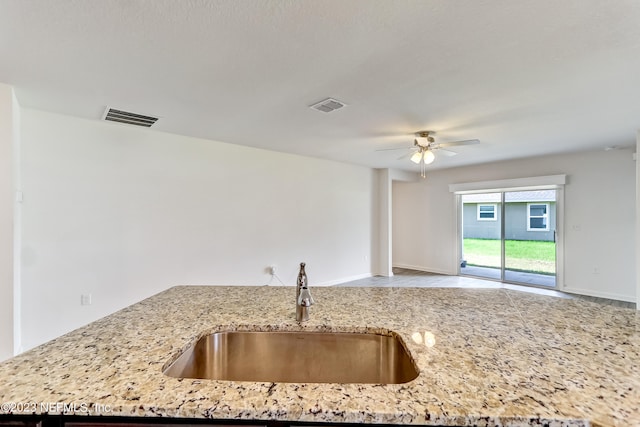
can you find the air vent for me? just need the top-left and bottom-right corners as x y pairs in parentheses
(102, 107), (159, 127)
(309, 98), (347, 113)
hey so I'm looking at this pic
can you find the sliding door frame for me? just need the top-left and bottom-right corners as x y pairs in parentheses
(451, 175), (565, 290)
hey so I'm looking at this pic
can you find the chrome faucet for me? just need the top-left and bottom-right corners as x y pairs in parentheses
(296, 262), (314, 321)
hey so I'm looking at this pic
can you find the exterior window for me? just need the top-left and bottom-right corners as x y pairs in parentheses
(527, 203), (549, 231)
(477, 204), (497, 221)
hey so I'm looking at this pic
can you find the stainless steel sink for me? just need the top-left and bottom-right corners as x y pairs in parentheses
(163, 330), (419, 384)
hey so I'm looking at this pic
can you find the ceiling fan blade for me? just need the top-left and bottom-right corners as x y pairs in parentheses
(434, 139), (480, 148)
(375, 146), (413, 152)
(436, 148), (458, 157)
(397, 150), (416, 160)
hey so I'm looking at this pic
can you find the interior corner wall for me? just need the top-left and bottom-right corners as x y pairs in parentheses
(392, 169), (459, 276)
(393, 149), (637, 302)
(0, 84), (17, 361)
(20, 108), (376, 351)
(376, 169), (392, 277)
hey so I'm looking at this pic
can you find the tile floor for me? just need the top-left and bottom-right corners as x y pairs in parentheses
(335, 268), (636, 309)
(460, 265), (556, 287)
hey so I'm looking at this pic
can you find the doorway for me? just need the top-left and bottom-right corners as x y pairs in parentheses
(460, 189), (557, 287)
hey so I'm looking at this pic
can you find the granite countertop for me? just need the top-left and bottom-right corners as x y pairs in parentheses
(0, 286), (638, 427)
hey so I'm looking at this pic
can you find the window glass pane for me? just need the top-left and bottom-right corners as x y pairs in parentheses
(530, 217), (546, 229)
(529, 205), (546, 216)
(478, 204), (495, 219)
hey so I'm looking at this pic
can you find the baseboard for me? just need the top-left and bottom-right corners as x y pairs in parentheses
(392, 263), (455, 276)
(562, 286), (636, 303)
(316, 272), (373, 287)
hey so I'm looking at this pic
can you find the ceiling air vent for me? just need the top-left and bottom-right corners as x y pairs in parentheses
(309, 98), (347, 113)
(102, 107), (159, 127)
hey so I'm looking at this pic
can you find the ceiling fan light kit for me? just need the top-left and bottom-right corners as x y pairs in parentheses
(410, 151), (423, 164)
(376, 130), (480, 179)
(410, 148), (436, 164)
(423, 149), (435, 164)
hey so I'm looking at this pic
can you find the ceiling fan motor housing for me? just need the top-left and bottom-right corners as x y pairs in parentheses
(414, 131), (435, 146)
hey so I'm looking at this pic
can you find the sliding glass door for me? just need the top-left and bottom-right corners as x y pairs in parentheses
(460, 193), (502, 280)
(460, 190), (557, 287)
(503, 190), (556, 286)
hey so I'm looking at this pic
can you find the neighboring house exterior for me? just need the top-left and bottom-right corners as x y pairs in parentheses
(462, 190), (556, 241)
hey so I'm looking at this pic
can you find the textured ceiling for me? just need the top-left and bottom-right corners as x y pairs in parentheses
(1, 0), (639, 172)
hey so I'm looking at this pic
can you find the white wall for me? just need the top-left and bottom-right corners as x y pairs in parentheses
(12, 89), (21, 356)
(0, 84), (18, 361)
(636, 131), (639, 308)
(393, 149), (637, 302)
(20, 108), (376, 350)
(375, 168), (419, 277)
(376, 169), (392, 277)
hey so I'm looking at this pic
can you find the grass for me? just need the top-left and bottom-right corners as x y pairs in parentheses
(463, 238), (556, 274)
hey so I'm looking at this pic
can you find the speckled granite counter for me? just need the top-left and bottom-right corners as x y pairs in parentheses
(0, 286), (639, 427)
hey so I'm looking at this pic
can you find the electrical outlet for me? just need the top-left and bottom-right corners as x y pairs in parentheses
(81, 294), (92, 306)
(270, 265), (276, 275)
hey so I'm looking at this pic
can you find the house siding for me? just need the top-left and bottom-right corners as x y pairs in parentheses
(463, 203), (501, 239)
(463, 202), (556, 241)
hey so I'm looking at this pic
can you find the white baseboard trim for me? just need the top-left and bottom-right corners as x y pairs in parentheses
(392, 263), (455, 276)
(562, 286), (636, 303)
(370, 271), (394, 277)
(316, 272), (373, 287)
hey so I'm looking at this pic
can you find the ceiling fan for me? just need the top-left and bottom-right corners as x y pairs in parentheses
(378, 131), (480, 178)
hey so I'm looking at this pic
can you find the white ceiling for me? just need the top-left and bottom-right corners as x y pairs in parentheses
(1, 0), (640, 172)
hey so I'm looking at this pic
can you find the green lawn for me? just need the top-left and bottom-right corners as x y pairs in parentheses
(463, 238), (556, 274)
